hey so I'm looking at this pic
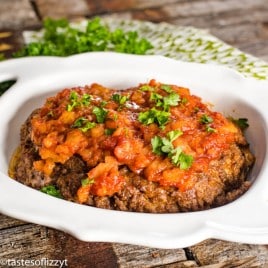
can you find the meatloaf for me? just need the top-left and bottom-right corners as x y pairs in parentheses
(10, 80), (255, 213)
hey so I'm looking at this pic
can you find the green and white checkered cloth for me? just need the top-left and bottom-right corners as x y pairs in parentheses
(24, 17), (268, 80)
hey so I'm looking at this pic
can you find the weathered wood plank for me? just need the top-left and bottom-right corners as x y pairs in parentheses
(190, 239), (268, 267)
(0, 224), (55, 259)
(209, 23), (265, 45)
(113, 243), (187, 268)
(155, 260), (198, 268)
(0, 219), (117, 268)
(49, 231), (118, 268)
(170, 9), (268, 29)
(222, 40), (268, 62)
(0, 30), (25, 58)
(0, 214), (26, 230)
(199, 257), (263, 268)
(35, 0), (89, 19)
(85, 0), (181, 13)
(0, 0), (40, 29)
(162, 0), (267, 19)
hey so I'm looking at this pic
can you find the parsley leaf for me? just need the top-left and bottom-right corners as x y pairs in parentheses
(72, 117), (96, 132)
(151, 130), (193, 169)
(151, 136), (164, 155)
(67, 91), (79, 111)
(151, 130), (183, 156)
(66, 91), (91, 111)
(163, 92), (180, 111)
(229, 117), (249, 131)
(40, 185), (62, 198)
(139, 85), (155, 91)
(161, 84), (173, 93)
(81, 178), (95, 186)
(105, 128), (116, 135)
(167, 129), (183, 142)
(150, 90), (180, 111)
(13, 17), (153, 57)
(81, 93), (91, 106)
(171, 148), (194, 169)
(112, 93), (129, 109)
(138, 108), (170, 127)
(93, 106), (108, 123)
(199, 114), (216, 133)
(205, 125), (216, 133)
(200, 114), (213, 124)
(150, 92), (163, 107)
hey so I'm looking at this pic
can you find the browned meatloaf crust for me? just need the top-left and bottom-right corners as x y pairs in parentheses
(12, 81), (255, 213)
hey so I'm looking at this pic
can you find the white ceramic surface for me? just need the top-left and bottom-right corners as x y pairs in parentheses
(0, 52), (267, 248)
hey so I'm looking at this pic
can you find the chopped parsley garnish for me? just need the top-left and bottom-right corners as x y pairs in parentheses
(13, 17), (153, 57)
(171, 148), (194, 170)
(67, 91), (79, 111)
(72, 117), (96, 132)
(139, 85), (155, 91)
(200, 114), (213, 124)
(66, 91), (91, 111)
(112, 93), (129, 109)
(181, 98), (188, 104)
(160, 84), (173, 93)
(163, 92), (180, 111)
(81, 178), (95, 186)
(139, 85), (181, 127)
(150, 91), (180, 111)
(167, 129), (183, 141)
(151, 130), (183, 155)
(194, 107), (200, 113)
(150, 92), (164, 107)
(40, 185), (62, 198)
(138, 108), (170, 127)
(229, 117), (249, 131)
(205, 125), (216, 133)
(200, 114), (216, 133)
(93, 106), (108, 123)
(151, 130), (193, 169)
(81, 93), (91, 106)
(105, 128), (116, 135)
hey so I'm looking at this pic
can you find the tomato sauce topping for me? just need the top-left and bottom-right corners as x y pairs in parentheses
(31, 80), (245, 202)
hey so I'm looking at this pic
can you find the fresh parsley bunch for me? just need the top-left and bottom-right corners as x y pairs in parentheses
(13, 17), (153, 57)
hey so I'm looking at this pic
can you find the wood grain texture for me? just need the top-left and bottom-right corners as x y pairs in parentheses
(112, 244), (189, 267)
(190, 239), (268, 267)
(0, 0), (40, 29)
(34, 0), (89, 19)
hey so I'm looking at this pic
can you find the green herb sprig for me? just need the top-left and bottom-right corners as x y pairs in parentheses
(151, 130), (193, 169)
(138, 84), (181, 127)
(13, 17), (153, 57)
(150, 87), (180, 111)
(229, 117), (249, 131)
(72, 117), (96, 132)
(199, 114), (216, 133)
(138, 108), (170, 128)
(40, 185), (62, 198)
(112, 93), (129, 109)
(93, 106), (108, 123)
(66, 91), (91, 111)
(81, 178), (95, 186)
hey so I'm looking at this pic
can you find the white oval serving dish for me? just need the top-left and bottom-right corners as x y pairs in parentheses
(0, 52), (267, 248)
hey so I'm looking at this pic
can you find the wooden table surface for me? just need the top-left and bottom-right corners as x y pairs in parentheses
(1, 0), (268, 267)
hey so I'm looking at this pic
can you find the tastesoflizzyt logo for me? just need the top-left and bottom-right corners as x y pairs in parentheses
(0, 258), (68, 267)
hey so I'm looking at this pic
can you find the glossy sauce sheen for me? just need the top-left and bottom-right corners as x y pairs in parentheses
(30, 80), (247, 203)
